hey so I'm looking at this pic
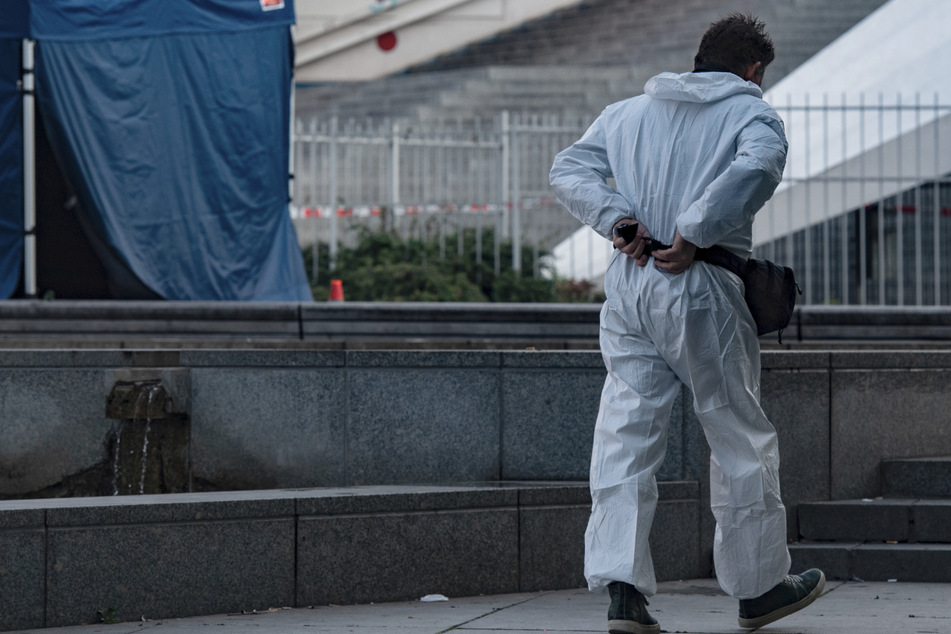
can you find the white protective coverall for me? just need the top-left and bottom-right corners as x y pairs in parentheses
(549, 71), (791, 600)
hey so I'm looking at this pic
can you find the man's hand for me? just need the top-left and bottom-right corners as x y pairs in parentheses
(612, 218), (651, 267)
(652, 230), (697, 274)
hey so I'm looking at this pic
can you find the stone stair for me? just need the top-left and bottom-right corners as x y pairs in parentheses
(295, 0), (890, 124)
(408, 0), (890, 87)
(790, 456), (951, 582)
(294, 65), (639, 122)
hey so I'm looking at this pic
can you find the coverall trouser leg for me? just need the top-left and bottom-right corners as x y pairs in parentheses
(585, 260), (790, 599)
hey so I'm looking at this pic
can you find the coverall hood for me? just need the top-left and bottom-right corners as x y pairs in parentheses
(645, 71), (763, 103)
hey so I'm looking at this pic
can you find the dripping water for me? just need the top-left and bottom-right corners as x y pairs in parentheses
(111, 424), (123, 496)
(111, 382), (161, 496)
(137, 384), (160, 495)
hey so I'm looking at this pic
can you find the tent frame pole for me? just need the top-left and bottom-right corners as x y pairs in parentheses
(288, 46), (295, 205)
(22, 39), (37, 298)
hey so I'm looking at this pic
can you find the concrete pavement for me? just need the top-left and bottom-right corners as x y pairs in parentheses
(18, 578), (950, 634)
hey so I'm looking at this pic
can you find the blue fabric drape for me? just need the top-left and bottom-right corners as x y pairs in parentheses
(30, 0), (294, 40)
(0, 1), (29, 39)
(0, 38), (23, 298)
(36, 25), (310, 300)
(0, 0), (310, 301)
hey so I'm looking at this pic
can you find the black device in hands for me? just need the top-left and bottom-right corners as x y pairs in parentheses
(613, 222), (639, 243)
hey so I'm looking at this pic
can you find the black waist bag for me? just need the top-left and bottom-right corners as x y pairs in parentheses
(697, 246), (801, 341)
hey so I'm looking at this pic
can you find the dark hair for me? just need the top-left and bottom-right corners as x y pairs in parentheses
(693, 13), (775, 77)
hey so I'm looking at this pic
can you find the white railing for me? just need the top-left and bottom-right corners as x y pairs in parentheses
(292, 98), (951, 305)
(292, 112), (588, 274)
(759, 95), (951, 306)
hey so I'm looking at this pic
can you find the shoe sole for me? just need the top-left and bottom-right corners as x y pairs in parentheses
(608, 619), (661, 634)
(737, 570), (826, 629)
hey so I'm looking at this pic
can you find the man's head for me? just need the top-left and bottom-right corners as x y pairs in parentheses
(693, 13), (774, 86)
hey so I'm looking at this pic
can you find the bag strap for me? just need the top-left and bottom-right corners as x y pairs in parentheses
(695, 245), (748, 277)
(644, 240), (748, 276)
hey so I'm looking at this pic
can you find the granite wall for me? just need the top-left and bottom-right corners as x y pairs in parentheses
(1, 349), (950, 630)
(3, 349), (951, 508)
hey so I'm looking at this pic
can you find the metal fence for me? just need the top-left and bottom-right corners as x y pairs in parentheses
(757, 95), (951, 306)
(292, 96), (951, 306)
(291, 112), (586, 276)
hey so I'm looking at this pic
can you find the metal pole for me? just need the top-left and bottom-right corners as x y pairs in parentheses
(877, 93), (886, 304)
(841, 94), (850, 303)
(22, 39), (37, 298)
(803, 93), (812, 304)
(895, 93), (904, 305)
(494, 208), (501, 277)
(390, 120), (400, 233)
(785, 94), (794, 286)
(476, 207), (483, 273)
(493, 116), (502, 277)
(914, 93), (923, 306)
(859, 93), (867, 305)
(934, 93), (942, 304)
(512, 113), (524, 275)
(329, 116), (338, 271)
(822, 93), (831, 304)
(308, 118), (319, 282)
(288, 74), (296, 204)
(502, 111), (518, 273)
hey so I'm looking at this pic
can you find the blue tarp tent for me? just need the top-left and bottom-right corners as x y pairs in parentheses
(0, 6), (27, 299)
(0, 0), (312, 301)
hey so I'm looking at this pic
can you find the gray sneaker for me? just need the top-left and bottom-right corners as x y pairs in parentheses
(738, 569), (826, 629)
(607, 581), (660, 634)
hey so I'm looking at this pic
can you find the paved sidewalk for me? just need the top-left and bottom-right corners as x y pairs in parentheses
(18, 579), (950, 634)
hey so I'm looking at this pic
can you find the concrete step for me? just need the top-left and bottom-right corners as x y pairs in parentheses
(296, 66), (640, 122)
(790, 541), (951, 582)
(882, 456), (951, 498)
(798, 498), (951, 543)
(459, 79), (628, 97)
(0, 481), (703, 631)
(437, 92), (617, 110)
(415, 103), (593, 121)
(482, 65), (635, 83)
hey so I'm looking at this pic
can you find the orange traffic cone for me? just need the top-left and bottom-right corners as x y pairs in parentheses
(329, 279), (345, 301)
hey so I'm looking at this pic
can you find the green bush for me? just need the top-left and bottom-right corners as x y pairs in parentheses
(304, 226), (582, 303)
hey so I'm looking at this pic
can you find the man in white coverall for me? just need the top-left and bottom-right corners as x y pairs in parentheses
(550, 14), (824, 634)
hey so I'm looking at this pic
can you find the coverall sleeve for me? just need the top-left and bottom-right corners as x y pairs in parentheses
(677, 117), (787, 248)
(549, 116), (637, 240)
